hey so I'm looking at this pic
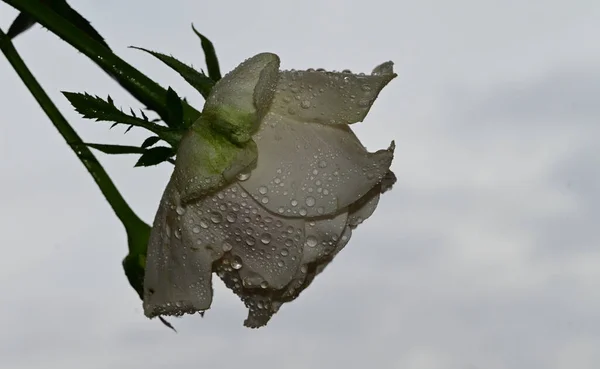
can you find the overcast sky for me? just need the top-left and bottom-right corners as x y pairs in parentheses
(1, 1), (599, 368)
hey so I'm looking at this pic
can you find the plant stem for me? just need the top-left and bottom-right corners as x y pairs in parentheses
(0, 28), (148, 238)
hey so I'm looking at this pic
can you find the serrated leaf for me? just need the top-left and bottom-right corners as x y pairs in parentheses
(165, 87), (184, 129)
(85, 143), (145, 155)
(134, 147), (175, 167)
(63, 91), (167, 135)
(6, 12), (36, 39)
(141, 136), (161, 148)
(191, 24), (221, 81)
(7, 0), (110, 49)
(130, 46), (214, 99)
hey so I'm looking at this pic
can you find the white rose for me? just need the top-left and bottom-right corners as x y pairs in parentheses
(143, 53), (397, 328)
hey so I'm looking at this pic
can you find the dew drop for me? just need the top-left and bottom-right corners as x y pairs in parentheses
(258, 186), (268, 195)
(222, 242), (233, 252)
(192, 226), (201, 234)
(305, 196), (316, 207)
(246, 236), (256, 246)
(300, 100), (311, 109)
(260, 233), (272, 244)
(175, 206), (185, 215)
(226, 213), (237, 223)
(306, 236), (318, 247)
(280, 248), (289, 256)
(299, 208), (307, 216)
(210, 212), (222, 224)
(261, 197), (269, 204)
(318, 160), (327, 168)
(231, 256), (243, 269)
(236, 172), (251, 181)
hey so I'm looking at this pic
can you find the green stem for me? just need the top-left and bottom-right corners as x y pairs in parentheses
(0, 28), (147, 237)
(2, 0), (200, 125)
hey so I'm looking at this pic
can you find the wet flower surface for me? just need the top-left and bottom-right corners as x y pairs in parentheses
(143, 53), (397, 328)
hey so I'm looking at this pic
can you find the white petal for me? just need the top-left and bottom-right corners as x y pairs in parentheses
(314, 226), (353, 276)
(270, 63), (396, 125)
(209, 184), (304, 290)
(143, 177), (218, 318)
(347, 170), (396, 228)
(302, 210), (348, 265)
(239, 116), (394, 217)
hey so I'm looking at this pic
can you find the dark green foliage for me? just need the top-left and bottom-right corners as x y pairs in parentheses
(134, 146), (175, 167)
(192, 24), (221, 81)
(131, 46), (215, 99)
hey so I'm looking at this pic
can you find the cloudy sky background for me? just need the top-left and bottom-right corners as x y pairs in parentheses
(1, 0), (599, 368)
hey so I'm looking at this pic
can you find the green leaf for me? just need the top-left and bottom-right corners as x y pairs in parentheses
(85, 143), (145, 155)
(165, 87), (184, 129)
(134, 146), (175, 167)
(6, 12), (36, 39)
(141, 136), (161, 148)
(130, 46), (214, 99)
(7, 0), (110, 49)
(62, 92), (181, 145)
(191, 25), (221, 81)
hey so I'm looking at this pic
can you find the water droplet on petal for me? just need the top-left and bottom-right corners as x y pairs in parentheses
(231, 256), (243, 269)
(222, 242), (233, 252)
(176, 206), (185, 215)
(192, 226), (201, 234)
(260, 233), (272, 244)
(211, 212), (222, 223)
(258, 186), (268, 195)
(306, 236), (318, 247)
(300, 100), (311, 109)
(236, 172), (251, 181)
(305, 196), (316, 207)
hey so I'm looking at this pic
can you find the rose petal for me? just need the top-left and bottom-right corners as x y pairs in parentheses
(209, 184), (304, 289)
(238, 117), (394, 217)
(302, 210), (348, 265)
(143, 177), (217, 318)
(270, 62), (396, 126)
